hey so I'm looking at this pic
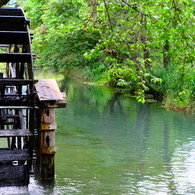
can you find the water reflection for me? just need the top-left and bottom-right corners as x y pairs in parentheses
(2, 74), (195, 194)
(126, 139), (195, 195)
(55, 76), (195, 195)
(171, 140), (195, 194)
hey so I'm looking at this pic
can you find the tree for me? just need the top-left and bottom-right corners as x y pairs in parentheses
(0, 0), (9, 7)
(24, 0), (195, 106)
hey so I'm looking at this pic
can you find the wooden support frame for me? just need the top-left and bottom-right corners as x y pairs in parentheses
(35, 79), (66, 180)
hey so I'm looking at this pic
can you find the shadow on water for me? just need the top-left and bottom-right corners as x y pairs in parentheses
(2, 72), (195, 194)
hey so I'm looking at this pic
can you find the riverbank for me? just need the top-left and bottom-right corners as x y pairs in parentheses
(58, 68), (195, 114)
(35, 68), (195, 114)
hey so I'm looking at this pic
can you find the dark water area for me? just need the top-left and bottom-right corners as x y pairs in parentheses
(2, 74), (195, 194)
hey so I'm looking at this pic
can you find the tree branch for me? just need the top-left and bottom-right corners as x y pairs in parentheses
(103, 0), (113, 31)
(0, 0), (9, 7)
(121, 0), (147, 16)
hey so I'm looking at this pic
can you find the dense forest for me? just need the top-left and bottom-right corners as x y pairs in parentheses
(20, 0), (195, 110)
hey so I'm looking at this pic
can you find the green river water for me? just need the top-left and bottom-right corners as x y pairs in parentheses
(2, 75), (195, 194)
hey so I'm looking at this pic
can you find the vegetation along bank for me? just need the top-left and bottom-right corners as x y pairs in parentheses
(22, 0), (195, 112)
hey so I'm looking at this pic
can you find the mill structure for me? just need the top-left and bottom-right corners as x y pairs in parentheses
(0, 6), (66, 186)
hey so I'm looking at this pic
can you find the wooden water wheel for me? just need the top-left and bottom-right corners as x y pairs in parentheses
(0, 6), (37, 186)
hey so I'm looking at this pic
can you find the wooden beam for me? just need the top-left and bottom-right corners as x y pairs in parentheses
(19, 110), (25, 131)
(0, 129), (32, 137)
(0, 53), (32, 63)
(0, 79), (33, 85)
(0, 106), (38, 109)
(0, 31), (29, 44)
(0, 16), (26, 31)
(0, 149), (31, 161)
(0, 7), (23, 16)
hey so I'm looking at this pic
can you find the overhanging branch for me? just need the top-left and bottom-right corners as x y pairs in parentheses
(121, 0), (147, 16)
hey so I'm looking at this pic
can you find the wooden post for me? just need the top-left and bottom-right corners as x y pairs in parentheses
(35, 79), (66, 180)
(39, 107), (57, 179)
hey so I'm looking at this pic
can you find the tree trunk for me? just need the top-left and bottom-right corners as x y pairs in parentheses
(140, 15), (150, 69)
(0, 0), (9, 7)
(163, 40), (170, 68)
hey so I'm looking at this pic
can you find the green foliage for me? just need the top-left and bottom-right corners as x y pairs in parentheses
(25, 0), (100, 68)
(25, 0), (195, 106)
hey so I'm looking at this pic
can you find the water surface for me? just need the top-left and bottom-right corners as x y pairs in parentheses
(2, 75), (195, 194)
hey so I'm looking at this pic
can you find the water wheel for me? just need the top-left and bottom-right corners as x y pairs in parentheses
(0, 6), (37, 186)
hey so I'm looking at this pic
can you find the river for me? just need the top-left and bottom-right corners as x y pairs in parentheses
(2, 74), (195, 194)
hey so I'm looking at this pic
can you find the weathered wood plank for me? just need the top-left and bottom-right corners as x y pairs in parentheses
(0, 99), (33, 107)
(0, 79), (33, 85)
(0, 109), (6, 120)
(0, 106), (38, 109)
(0, 16), (26, 31)
(0, 31), (29, 44)
(42, 108), (55, 124)
(56, 92), (67, 108)
(0, 129), (32, 137)
(35, 79), (63, 101)
(0, 149), (31, 161)
(0, 165), (29, 186)
(41, 130), (55, 148)
(0, 121), (17, 125)
(0, 53), (32, 62)
(0, 114), (19, 118)
(19, 110), (25, 131)
(0, 7), (23, 16)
